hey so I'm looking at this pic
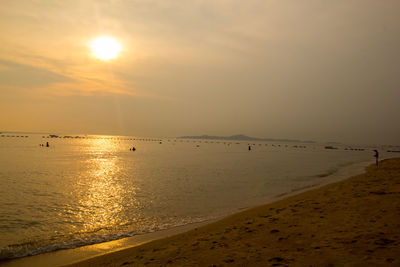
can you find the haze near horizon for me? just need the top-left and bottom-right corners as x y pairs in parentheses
(1, 1), (400, 145)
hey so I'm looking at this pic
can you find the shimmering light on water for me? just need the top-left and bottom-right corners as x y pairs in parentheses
(79, 156), (123, 232)
(0, 134), (382, 260)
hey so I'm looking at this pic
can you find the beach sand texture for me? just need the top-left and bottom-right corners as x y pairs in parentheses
(66, 158), (400, 266)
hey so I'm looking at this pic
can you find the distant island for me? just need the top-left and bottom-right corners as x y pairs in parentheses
(179, 134), (315, 143)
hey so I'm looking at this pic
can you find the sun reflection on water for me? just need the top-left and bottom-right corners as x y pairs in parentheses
(76, 138), (127, 233)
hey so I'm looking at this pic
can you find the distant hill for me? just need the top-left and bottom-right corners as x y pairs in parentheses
(179, 134), (315, 143)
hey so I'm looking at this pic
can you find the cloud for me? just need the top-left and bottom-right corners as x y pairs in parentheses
(0, 60), (73, 88)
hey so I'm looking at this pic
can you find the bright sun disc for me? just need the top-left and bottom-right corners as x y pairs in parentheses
(90, 36), (121, 60)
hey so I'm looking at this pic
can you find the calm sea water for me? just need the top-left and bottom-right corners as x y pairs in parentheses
(0, 134), (385, 260)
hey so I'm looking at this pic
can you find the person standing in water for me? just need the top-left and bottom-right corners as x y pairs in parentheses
(373, 150), (379, 166)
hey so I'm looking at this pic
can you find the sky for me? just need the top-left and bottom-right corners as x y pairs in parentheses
(1, 0), (399, 145)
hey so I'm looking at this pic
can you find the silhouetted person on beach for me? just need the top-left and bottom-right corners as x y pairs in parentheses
(248, 145), (251, 151)
(374, 150), (379, 166)
(46, 142), (49, 147)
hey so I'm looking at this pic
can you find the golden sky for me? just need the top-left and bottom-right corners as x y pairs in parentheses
(1, 0), (399, 144)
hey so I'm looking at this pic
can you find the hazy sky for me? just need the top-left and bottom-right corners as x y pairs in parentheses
(1, 0), (399, 145)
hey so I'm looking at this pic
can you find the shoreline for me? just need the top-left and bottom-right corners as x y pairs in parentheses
(0, 220), (215, 267)
(65, 157), (400, 266)
(1, 158), (388, 266)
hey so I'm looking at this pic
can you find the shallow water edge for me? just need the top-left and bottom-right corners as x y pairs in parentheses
(1, 159), (374, 267)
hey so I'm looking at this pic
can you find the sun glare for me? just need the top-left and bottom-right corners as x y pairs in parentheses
(90, 36), (121, 61)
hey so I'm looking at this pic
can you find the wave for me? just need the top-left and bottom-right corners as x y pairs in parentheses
(1, 231), (137, 261)
(0, 217), (209, 261)
(315, 168), (339, 178)
(314, 160), (360, 179)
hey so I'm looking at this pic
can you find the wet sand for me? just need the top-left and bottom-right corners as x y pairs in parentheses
(65, 158), (400, 266)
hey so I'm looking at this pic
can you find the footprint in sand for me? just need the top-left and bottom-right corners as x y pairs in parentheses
(275, 208), (286, 214)
(374, 238), (395, 246)
(269, 217), (279, 223)
(268, 257), (285, 263)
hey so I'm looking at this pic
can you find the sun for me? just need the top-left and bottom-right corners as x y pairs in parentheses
(90, 36), (121, 61)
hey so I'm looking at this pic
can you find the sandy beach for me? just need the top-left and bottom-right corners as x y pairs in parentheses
(62, 157), (400, 266)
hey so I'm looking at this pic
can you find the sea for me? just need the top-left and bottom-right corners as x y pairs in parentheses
(0, 133), (394, 261)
